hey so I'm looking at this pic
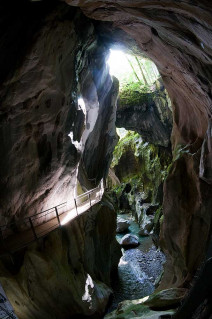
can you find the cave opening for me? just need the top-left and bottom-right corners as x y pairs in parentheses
(105, 49), (173, 311)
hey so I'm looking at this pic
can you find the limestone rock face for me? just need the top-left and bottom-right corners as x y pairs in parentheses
(65, 0), (212, 287)
(0, 2), (118, 227)
(137, 204), (159, 236)
(116, 82), (172, 147)
(78, 71), (119, 189)
(0, 3), (83, 225)
(0, 201), (121, 319)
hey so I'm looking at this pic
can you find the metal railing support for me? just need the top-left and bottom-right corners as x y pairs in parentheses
(55, 207), (61, 226)
(89, 193), (92, 210)
(29, 217), (37, 240)
(74, 199), (78, 216)
(0, 181), (104, 256)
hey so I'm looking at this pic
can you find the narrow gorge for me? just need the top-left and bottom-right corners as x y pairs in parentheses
(0, 1), (212, 319)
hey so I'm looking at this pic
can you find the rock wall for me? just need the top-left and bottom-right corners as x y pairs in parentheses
(65, 0), (212, 287)
(0, 200), (121, 319)
(0, 1), (118, 226)
(110, 131), (171, 237)
(116, 79), (172, 147)
(1, 0), (212, 309)
(77, 42), (119, 188)
(0, 3), (81, 225)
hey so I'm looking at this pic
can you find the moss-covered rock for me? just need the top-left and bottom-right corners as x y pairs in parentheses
(116, 78), (172, 147)
(109, 131), (171, 236)
(111, 131), (171, 205)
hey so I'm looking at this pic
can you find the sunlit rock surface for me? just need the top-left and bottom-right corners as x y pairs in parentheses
(0, 200), (121, 319)
(0, 2), (118, 226)
(65, 0), (212, 288)
(0, 3), (82, 225)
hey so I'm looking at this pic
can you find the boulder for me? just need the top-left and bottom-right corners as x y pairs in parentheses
(104, 288), (186, 319)
(121, 234), (140, 248)
(136, 203), (159, 236)
(116, 217), (130, 233)
(139, 217), (154, 236)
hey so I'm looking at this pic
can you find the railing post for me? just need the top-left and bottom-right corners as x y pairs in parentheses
(29, 217), (37, 240)
(55, 207), (61, 226)
(74, 198), (78, 216)
(89, 193), (92, 210)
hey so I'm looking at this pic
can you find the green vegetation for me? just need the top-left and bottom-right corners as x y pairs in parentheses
(113, 54), (165, 109)
(110, 131), (171, 204)
(118, 82), (154, 107)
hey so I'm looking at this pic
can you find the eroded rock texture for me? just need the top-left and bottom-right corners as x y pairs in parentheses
(0, 201), (121, 319)
(116, 80), (172, 147)
(0, 2), (118, 225)
(0, 3), (81, 225)
(64, 0), (212, 288)
(77, 43), (119, 189)
(1, 0), (212, 314)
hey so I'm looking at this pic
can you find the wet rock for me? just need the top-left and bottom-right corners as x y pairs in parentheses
(105, 301), (174, 319)
(139, 218), (154, 236)
(106, 287), (185, 319)
(121, 234), (140, 248)
(116, 217), (130, 233)
(137, 204), (159, 236)
(119, 192), (131, 211)
(143, 288), (187, 309)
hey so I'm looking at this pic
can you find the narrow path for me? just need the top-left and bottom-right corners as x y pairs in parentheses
(0, 186), (103, 256)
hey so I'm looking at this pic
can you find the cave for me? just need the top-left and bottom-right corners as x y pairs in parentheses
(0, 1), (212, 319)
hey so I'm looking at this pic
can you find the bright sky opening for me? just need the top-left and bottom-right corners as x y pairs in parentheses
(107, 50), (131, 78)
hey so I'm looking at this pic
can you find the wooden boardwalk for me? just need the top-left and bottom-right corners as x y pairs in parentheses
(0, 185), (103, 256)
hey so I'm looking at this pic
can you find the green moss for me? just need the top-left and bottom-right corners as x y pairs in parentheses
(111, 131), (140, 168)
(118, 82), (155, 108)
(154, 206), (162, 226)
(111, 131), (171, 204)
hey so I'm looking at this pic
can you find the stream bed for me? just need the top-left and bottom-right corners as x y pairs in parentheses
(107, 213), (165, 313)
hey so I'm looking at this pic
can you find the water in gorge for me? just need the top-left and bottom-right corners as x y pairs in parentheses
(107, 213), (166, 313)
